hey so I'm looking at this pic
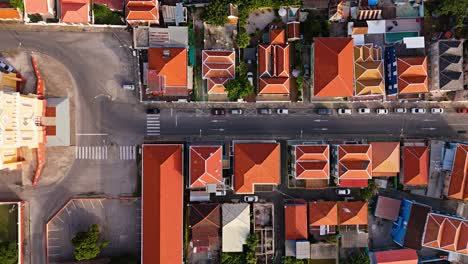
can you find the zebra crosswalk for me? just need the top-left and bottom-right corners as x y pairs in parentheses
(120, 145), (136, 160)
(76, 146), (108, 160)
(146, 114), (160, 136)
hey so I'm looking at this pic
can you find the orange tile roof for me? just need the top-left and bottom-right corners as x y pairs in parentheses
(397, 57), (428, 94)
(148, 47), (188, 94)
(422, 213), (468, 255)
(338, 201), (368, 225)
(25, 0), (49, 14)
(314, 38), (354, 97)
(338, 145), (372, 180)
(403, 146), (428, 186)
(285, 203), (308, 240)
(308, 201), (338, 226)
(0, 8), (21, 19)
(448, 144), (468, 200)
(207, 78), (230, 94)
(126, 0), (159, 24)
(287, 22), (300, 40)
(258, 77), (290, 94)
(61, 0), (90, 24)
(270, 29), (285, 45)
(190, 146), (223, 189)
(202, 50), (235, 94)
(142, 144), (183, 264)
(370, 142), (400, 177)
(258, 44), (290, 96)
(295, 145), (329, 179)
(354, 45), (385, 96)
(234, 143), (280, 194)
(373, 249), (418, 264)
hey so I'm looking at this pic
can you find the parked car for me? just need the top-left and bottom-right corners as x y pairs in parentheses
(457, 108), (468, 114)
(317, 108), (332, 115)
(337, 108), (352, 115)
(411, 108), (426, 114)
(394, 108), (407, 113)
(277, 108), (288, 115)
(244, 196), (258, 202)
(376, 108), (389, 115)
(336, 189), (351, 195)
(211, 108), (226, 115)
(122, 84), (135, 90)
(258, 108), (272, 115)
(230, 108), (243, 115)
(247, 72), (254, 86)
(358, 108), (371, 114)
(0, 61), (15, 73)
(431, 108), (444, 114)
(146, 108), (160, 114)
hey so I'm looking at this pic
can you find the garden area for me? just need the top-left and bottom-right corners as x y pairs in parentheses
(424, 0), (468, 38)
(0, 204), (19, 264)
(92, 4), (124, 25)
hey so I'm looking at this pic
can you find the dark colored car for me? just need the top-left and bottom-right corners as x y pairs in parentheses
(211, 108), (226, 115)
(317, 108), (332, 115)
(146, 108), (160, 114)
(457, 108), (468, 114)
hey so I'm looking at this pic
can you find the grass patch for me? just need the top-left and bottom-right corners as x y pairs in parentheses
(0, 205), (18, 242)
(93, 4), (124, 25)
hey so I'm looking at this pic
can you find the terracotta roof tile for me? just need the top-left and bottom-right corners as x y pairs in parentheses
(148, 47), (188, 95)
(202, 50), (235, 94)
(287, 22), (300, 40)
(258, 44), (290, 95)
(448, 144), (468, 200)
(338, 201), (368, 225)
(189, 203), (221, 248)
(270, 29), (285, 45)
(422, 213), (468, 254)
(373, 249), (418, 264)
(295, 145), (329, 179)
(314, 38), (354, 97)
(370, 142), (400, 177)
(403, 146), (428, 186)
(397, 57), (428, 94)
(126, 0), (159, 24)
(308, 202), (338, 226)
(258, 77), (290, 94)
(207, 78), (230, 94)
(190, 146), (223, 189)
(234, 143), (280, 194)
(375, 196), (401, 221)
(25, 0), (49, 14)
(285, 203), (308, 240)
(338, 145), (372, 181)
(61, 0), (90, 23)
(354, 45), (384, 96)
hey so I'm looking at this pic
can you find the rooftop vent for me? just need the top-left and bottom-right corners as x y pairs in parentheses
(163, 50), (170, 57)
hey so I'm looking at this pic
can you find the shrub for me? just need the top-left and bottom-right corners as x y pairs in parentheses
(28, 14), (43, 23)
(71, 224), (109, 261)
(93, 4), (124, 25)
(0, 241), (18, 264)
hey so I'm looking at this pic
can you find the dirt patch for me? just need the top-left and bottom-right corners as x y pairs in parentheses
(247, 9), (276, 34)
(1, 50), (36, 94)
(37, 146), (76, 188)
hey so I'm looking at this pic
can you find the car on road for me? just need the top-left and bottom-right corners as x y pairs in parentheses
(376, 108), (389, 115)
(394, 108), (407, 113)
(337, 108), (352, 115)
(258, 108), (272, 115)
(0, 61), (15, 73)
(358, 108), (371, 114)
(244, 196), (258, 202)
(431, 108), (444, 114)
(247, 72), (254, 86)
(317, 108), (332, 115)
(211, 108), (226, 115)
(411, 108), (426, 114)
(277, 108), (288, 115)
(146, 108), (160, 114)
(230, 108), (243, 115)
(122, 84), (135, 90)
(457, 108), (468, 114)
(336, 189), (351, 195)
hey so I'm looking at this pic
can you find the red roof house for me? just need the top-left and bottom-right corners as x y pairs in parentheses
(142, 144), (183, 264)
(287, 21), (300, 41)
(0, 8), (21, 20)
(403, 146), (428, 186)
(148, 47), (188, 96)
(374, 196), (401, 221)
(338, 201), (368, 226)
(285, 202), (308, 240)
(295, 145), (329, 179)
(202, 50), (235, 94)
(309, 202), (338, 226)
(126, 0), (159, 25)
(25, 0), (51, 15)
(373, 249), (418, 264)
(422, 213), (468, 255)
(234, 143), (280, 194)
(60, 0), (90, 24)
(314, 38), (354, 97)
(397, 57), (428, 94)
(370, 142), (400, 177)
(189, 146), (223, 189)
(337, 145), (372, 187)
(189, 203), (221, 249)
(447, 144), (468, 200)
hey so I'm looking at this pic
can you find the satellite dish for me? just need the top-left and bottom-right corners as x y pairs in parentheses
(278, 8), (287, 17)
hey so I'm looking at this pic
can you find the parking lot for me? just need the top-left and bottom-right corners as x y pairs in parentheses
(46, 198), (141, 263)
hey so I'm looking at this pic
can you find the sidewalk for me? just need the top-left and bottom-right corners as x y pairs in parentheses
(0, 22), (128, 33)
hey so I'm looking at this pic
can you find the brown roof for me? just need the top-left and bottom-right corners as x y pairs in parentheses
(375, 196), (401, 221)
(422, 213), (468, 254)
(373, 249), (418, 264)
(338, 201), (368, 225)
(404, 203), (431, 250)
(126, 0), (159, 25)
(142, 144), (183, 264)
(189, 146), (223, 189)
(270, 29), (285, 45)
(338, 145), (372, 181)
(287, 22), (300, 40)
(397, 57), (428, 94)
(448, 144), (468, 200)
(234, 143), (280, 194)
(309, 202), (338, 226)
(285, 203), (308, 240)
(403, 146), (428, 186)
(189, 203), (221, 248)
(295, 145), (329, 179)
(148, 47), (188, 96)
(370, 142), (400, 177)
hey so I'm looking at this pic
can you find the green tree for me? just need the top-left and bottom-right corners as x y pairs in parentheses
(427, 0), (468, 26)
(342, 252), (370, 264)
(9, 0), (23, 11)
(225, 76), (254, 101)
(0, 241), (18, 264)
(236, 29), (250, 48)
(360, 179), (377, 201)
(71, 224), (108, 261)
(203, 0), (229, 26)
(282, 256), (306, 264)
(221, 252), (244, 264)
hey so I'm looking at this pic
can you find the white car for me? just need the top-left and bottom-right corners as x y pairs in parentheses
(247, 72), (254, 86)
(431, 108), (444, 114)
(244, 196), (258, 202)
(338, 108), (352, 115)
(336, 189), (351, 195)
(376, 108), (389, 115)
(230, 108), (243, 115)
(122, 84), (135, 90)
(358, 108), (371, 114)
(277, 108), (288, 115)
(411, 108), (426, 114)
(394, 108), (407, 113)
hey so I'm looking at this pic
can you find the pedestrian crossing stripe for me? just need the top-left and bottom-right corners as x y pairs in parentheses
(119, 146), (136, 160)
(146, 114), (160, 136)
(76, 146), (108, 160)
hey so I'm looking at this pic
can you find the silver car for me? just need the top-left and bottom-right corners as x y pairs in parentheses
(411, 108), (426, 114)
(394, 108), (407, 113)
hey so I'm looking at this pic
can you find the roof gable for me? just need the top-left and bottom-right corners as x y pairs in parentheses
(422, 213), (468, 254)
(448, 144), (468, 200)
(126, 0), (159, 24)
(397, 57), (428, 94)
(403, 146), (428, 186)
(309, 202), (338, 226)
(148, 47), (188, 92)
(190, 146), (223, 188)
(338, 145), (372, 180)
(61, 0), (89, 23)
(285, 203), (308, 240)
(190, 203), (221, 248)
(373, 249), (418, 264)
(370, 142), (400, 176)
(338, 201), (368, 225)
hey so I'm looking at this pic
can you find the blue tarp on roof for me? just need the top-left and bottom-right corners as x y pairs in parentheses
(391, 199), (412, 246)
(368, 0), (378, 5)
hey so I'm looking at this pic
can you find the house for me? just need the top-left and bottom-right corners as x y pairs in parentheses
(189, 145), (223, 190)
(374, 196), (401, 221)
(294, 145), (330, 188)
(24, 0), (54, 18)
(285, 201), (308, 241)
(403, 146), (428, 186)
(60, 0), (91, 24)
(161, 3), (187, 26)
(126, 0), (159, 26)
(189, 203), (221, 252)
(446, 144), (468, 200)
(257, 29), (291, 101)
(44, 98), (71, 147)
(202, 50), (235, 96)
(313, 38), (354, 97)
(222, 203), (250, 252)
(147, 47), (189, 97)
(397, 57), (428, 94)
(422, 213), (468, 255)
(354, 44), (385, 96)
(308, 201), (338, 237)
(370, 249), (418, 264)
(336, 144), (372, 187)
(233, 143), (280, 194)
(338, 201), (368, 249)
(142, 144), (183, 264)
(370, 142), (400, 177)
(392, 199), (431, 250)
(0, 2), (22, 20)
(432, 40), (464, 91)
(287, 21), (300, 42)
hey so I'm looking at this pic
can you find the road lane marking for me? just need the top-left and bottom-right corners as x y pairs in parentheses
(76, 133), (109, 136)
